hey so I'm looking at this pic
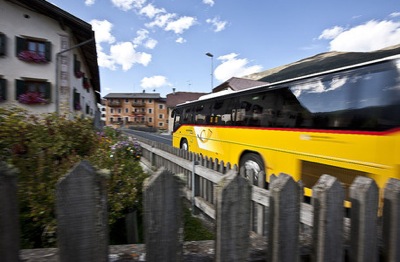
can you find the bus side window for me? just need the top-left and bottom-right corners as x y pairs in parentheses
(211, 99), (233, 125)
(182, 107), (194, 124)
(195, 104), (207, 124)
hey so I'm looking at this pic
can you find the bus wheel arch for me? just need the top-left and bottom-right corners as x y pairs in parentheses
(180, 138), (189, 151)
(239, 151), (267, 188)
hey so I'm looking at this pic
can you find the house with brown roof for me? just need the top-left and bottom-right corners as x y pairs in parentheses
(0, 0), (101, 118)
(166, 91), (208, 133)
(212, 77), (266, 93)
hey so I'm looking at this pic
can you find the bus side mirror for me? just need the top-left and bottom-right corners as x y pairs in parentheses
(171, 109), (175, 118)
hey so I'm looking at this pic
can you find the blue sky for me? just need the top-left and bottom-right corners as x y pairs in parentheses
(47, 0), (400, 97)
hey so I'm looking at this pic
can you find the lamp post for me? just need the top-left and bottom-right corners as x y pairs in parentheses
(205, 52), (213, 90)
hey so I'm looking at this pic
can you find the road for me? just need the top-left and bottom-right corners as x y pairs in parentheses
(121, 128), (172, 146)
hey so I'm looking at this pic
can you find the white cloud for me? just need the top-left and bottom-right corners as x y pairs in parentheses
(176, 37), (186, 44)
(206, 17), (227, 32)
(140, 3), (165, 19)
(318, 26), (344, 40)
(98, 42), (151, 71)
(146, 13), (196, 35)
(133, 29), (149, 46)
(390, 12), (400, 18)
(111, 0), (145, 11)
(144, 38), (158, 49)
(85, 0), (95, 6)
(90, 20), (116, 44)
(146, 13), (176, 28)
(141, 75), (169, 89)
(111, 42), (151, 70)
(214, 53), (263, 82)
(203, 0), (214, 6)
(97, 48), (117, 70)
(132, 29), (157, 49)
(165, 16), (197, 34)
(323, 20), (400, 52)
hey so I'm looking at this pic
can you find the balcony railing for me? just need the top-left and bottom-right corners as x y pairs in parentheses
(132, 111), (146, 115)
(132, 102), (145, 107)
(108, 101), (121, 107)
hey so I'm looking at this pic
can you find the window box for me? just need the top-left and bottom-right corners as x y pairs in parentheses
(16, 79), (50, 104)
(16, 36), (51, 63)
(17, 50), (47, 63)
(83, 77), (90, 89)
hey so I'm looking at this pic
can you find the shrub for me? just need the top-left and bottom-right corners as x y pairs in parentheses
(0, 108), (147, 248)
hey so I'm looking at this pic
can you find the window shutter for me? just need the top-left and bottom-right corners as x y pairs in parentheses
(73, 89), (80, 104)
(45, 41), (51, 61)
(0, 33), (6, 56)
(15, 36), (25, 57)
(44, 82), (51, 100)
(0, 79), (6, 100)
(15, 79), (26, 99)
(74, 54), (81, 73)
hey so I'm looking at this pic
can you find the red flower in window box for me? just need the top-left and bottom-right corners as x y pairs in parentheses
(18, 92), (48, 104)
(75, 71), (84, 78)
(83, 77), (90, 89)
(18, 50), (48, 63)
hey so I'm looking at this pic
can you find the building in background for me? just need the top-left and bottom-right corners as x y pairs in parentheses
(0, 0), (101, 118)
(103, 93), (167, 131)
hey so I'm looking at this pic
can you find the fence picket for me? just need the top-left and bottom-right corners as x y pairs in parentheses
(382, 178), (400, 262)
(312, 174), (344, 262)
(0, 162), (20, 262)
(349, 176), (378, 262)
(268, 173), (300, 262)
(215, 170), (252, 262)
(143, 168), (183, 262)
(56, 161), (108, 262)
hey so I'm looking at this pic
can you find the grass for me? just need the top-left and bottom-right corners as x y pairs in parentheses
(183, 207), (215, 241)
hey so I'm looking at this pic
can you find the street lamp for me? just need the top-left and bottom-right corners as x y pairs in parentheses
(205, 52), (213, 89)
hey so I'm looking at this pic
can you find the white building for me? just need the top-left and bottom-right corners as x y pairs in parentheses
(0, 0), (101, 118)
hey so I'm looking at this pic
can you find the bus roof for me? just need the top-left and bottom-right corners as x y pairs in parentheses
(176, 53), (400, 108)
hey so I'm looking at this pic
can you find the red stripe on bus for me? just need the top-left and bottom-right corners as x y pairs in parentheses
(173, 124), (400, 136)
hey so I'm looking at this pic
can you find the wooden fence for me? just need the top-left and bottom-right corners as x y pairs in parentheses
(132, 134), (400, 261)
(1, 135), (400, 261)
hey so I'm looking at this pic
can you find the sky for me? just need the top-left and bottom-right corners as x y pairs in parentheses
(47, 0), (400, 98)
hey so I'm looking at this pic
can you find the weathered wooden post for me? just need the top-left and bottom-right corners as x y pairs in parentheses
(143, 168), (183, 262)
(349, 176), (378, 262)
(215, 170), (252, 262)
(0, 162), (20, 262)
(56, 161), (109, 262)
(268, 173), (300, 262)
(382, 178), (400, 262)
(312, 174), (344, 262)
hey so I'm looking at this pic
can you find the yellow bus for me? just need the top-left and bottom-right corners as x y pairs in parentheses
(172, 55), (400, 199)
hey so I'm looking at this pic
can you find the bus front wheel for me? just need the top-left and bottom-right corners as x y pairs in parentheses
(239, 153), (266, 188)
(180, 139), (189, 151)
